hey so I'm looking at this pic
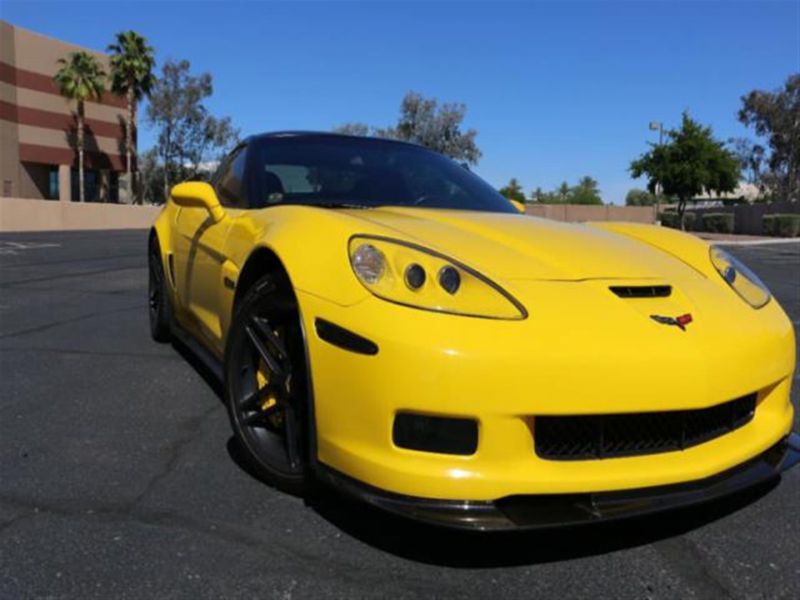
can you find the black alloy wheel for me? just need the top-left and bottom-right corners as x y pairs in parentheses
(224, 274), (309, 493)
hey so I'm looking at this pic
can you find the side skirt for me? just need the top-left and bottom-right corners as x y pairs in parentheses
(170, 320), (225, 383)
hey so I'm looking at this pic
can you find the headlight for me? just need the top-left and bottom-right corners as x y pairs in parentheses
(351, 243), (385, 284)
(348, 235), (527, 320)
(709, 246), (771, 308)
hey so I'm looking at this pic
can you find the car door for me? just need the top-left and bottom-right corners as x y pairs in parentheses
(172, 144), (248, 351)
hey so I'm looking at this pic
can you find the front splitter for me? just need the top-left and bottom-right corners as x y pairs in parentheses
(317, 433), (800, 531)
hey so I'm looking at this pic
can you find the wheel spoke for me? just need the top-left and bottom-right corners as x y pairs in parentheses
(252, 316), (289, 360)
(245, 324), (285, 380)
(240, 384), (278, 412)
(234, 300), (304, 475)
(242, 403), (281, 427)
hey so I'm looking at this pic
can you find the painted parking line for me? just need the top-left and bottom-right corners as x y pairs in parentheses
(0, 241), (61, 255)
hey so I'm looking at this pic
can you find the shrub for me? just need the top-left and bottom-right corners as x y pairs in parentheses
(772, 214), (799, 237)
(701, 213), (734, 234)
(763, 214), (800, 237)
(762, 215), (776, 236)
(658, 212), (677, 228)
(659, 211), (695, 230)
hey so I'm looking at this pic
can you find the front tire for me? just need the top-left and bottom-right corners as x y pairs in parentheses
(224, 274), (310, 494)
(148, 236), (172, 343)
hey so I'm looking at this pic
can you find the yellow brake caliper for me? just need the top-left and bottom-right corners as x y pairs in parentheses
(257, 358), (280, 421)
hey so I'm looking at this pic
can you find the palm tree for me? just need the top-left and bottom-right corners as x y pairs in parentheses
(107, 31), (156, 199)
(577, 176), (599, 193)
(558, 181), (571, 202)
(499, 177), (525, 202)
(53, 51), (106, 202)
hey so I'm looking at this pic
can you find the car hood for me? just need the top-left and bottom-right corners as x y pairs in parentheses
(346, 207), (699, 281)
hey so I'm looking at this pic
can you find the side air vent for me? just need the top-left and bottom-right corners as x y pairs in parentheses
(610, 285), (671, 298)
(315, 319), (379, 355)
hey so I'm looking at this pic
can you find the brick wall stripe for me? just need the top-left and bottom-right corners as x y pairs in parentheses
(19, 142), (130, 171)
(0, 99), (134, 140)
(0, 60), (127, 109)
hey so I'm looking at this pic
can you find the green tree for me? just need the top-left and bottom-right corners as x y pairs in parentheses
(391, 92), (480, 164)
(107, 31), (156, 198)
(530, 186), (547, 203)
(332, 122), (370, 137)
(738, 74), (799, 200)
(527, 178), (604, 204)
(53, 51), (106, 202)
(630, 112), (739, 229)
(557, 181), (571, 203)
(146, 59), (239, 200)
(333, 91), (482, 164)
(728, 137), (765, 187)
(570, 176), (603, 204)
(499, 178), (526, 202)
(625, 188), (657, 206)
(137, 147), (164, 205)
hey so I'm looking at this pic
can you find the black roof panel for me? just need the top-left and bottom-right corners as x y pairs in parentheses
(246, 131), (426, 150)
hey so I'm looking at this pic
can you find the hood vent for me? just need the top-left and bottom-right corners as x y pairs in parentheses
(609, 285), (671, 298)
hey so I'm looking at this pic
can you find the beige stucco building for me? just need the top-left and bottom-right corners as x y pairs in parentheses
(0, 20), (132, 202)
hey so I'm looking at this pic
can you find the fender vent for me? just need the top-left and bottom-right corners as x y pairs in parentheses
(610, 285), (671, 298)
(315, 319), (378, 355)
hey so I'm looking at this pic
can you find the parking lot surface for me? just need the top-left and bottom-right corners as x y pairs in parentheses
(1, 230), (798, 599)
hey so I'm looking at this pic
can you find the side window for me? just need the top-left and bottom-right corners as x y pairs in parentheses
(215, 145), (248, 208)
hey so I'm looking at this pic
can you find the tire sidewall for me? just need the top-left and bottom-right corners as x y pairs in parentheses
(224, 275), (308, 494)
(148, 237), (172, 342)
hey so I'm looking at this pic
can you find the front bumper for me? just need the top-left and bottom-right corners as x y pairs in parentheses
(318, 433), (800, 531)
(300, 284), (796, 500)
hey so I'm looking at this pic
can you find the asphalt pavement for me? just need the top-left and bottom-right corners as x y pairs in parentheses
(1, 230), (798, 599)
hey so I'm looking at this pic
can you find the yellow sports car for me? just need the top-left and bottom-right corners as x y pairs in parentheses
(149, 132), (799, 530)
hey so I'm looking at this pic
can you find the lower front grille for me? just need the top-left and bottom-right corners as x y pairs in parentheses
(535, 393), (757, 460)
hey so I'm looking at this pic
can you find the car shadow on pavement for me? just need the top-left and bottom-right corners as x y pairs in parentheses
(171, 338), (224, 401)
(223, 433), (779, 568)
(305, 481), (778, 568)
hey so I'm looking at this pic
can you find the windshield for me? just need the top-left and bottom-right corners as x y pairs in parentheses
(243, 135), (516, 213)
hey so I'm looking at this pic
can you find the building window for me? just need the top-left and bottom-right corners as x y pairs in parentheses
(48, 167), (59, 200)
(71, 169), (99, 202)
(109, 172), (119, 203)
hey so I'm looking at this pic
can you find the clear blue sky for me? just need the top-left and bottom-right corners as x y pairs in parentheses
(2, 0), (798, 203)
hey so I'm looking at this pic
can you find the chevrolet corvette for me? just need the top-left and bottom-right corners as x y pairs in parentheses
(149, 132), (799, 530)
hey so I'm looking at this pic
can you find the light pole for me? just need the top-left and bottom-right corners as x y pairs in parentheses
(649, 121), (663, 223)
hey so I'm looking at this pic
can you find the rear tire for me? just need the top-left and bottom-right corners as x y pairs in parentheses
(224, 274), (310, 495)
(148, 236), (172, 343)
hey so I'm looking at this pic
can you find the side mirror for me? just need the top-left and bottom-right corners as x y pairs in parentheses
(170, 182), (226, 223)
